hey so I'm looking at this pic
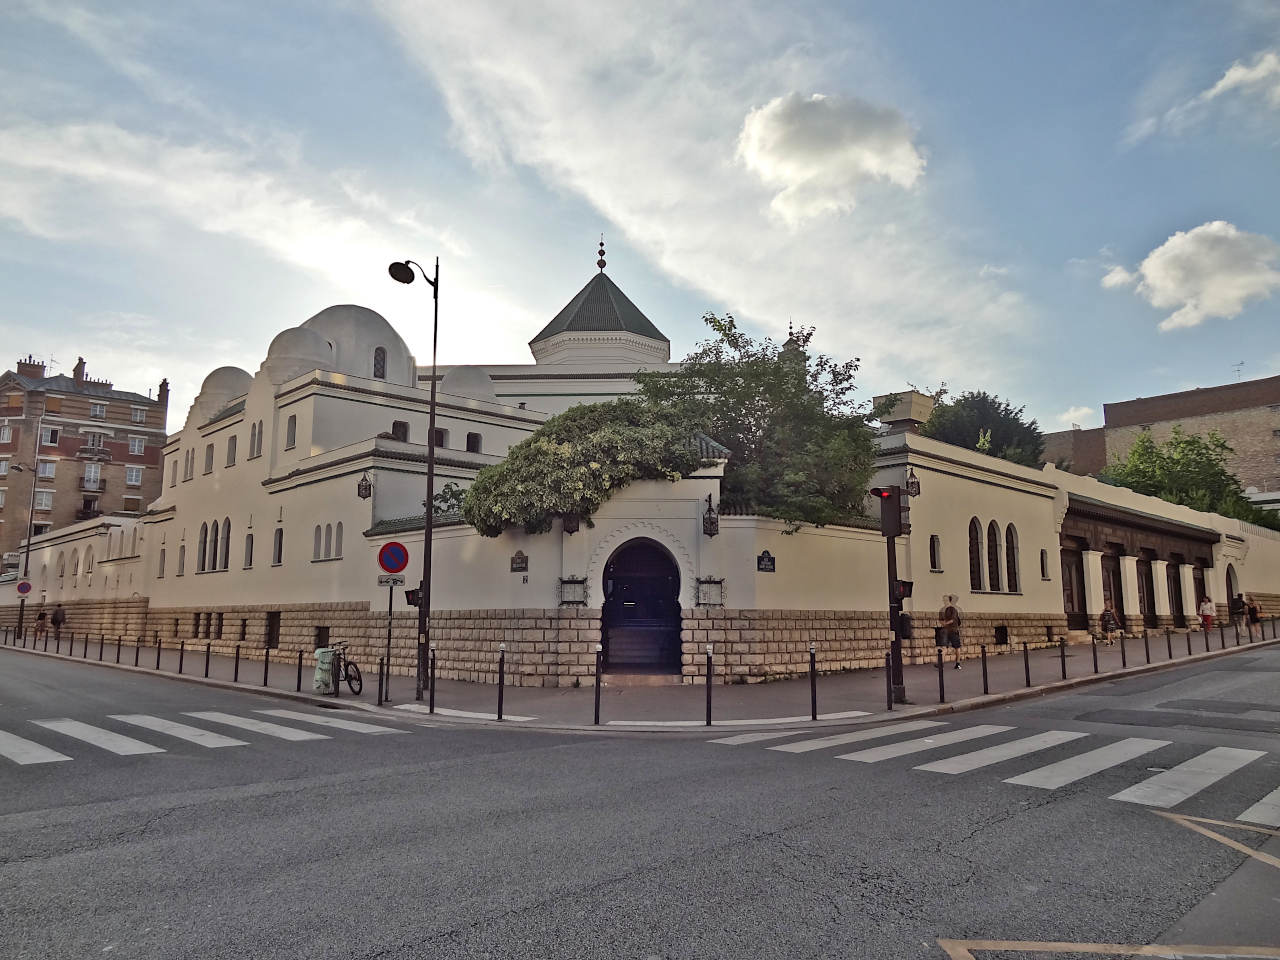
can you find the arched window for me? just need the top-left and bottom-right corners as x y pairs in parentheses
(249, 422), (258, 458)
(273, 528), (284, 565)
(57, 553), (65, 579)
(84, 548), (94, 574)
(208, 519), (219, 572)
(244, 533), (254, 569)
(968, 518), (983, 591)
(220, 518), (231, 569)
(929, 535), (941, 571)
(987, 521), (1002, 592)
(466, 432), (482, 453)
(71, 550), (79, 578)
(334, 522), (343, 558)
(1005, 524), (1019, 593)
(197, 523), (208, 572)
(324, 524), (332, 559)
(258, 420), (264, 456)
(106, 532), (115, 559)
(313, 525), (322, 560)
(285, 415), (297, 450)
(1040, 549), (1049, 580)
(177, 545), (186, 576)
(373, 346), (387, 380)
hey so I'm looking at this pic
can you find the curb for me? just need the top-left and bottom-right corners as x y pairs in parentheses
(3, 633), (1278, 735)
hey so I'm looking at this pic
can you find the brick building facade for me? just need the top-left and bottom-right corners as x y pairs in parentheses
(0, 356), (168, 569)
(1042, 373), (1280, 492)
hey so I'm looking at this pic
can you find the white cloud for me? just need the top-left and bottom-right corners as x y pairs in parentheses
(979, 264), (1009, 278)
(737, 92), (924, 223)
(1056, 405), (1095, 425)
(1129, 49), (1280, 143)
(1102, 221), (1280, 331)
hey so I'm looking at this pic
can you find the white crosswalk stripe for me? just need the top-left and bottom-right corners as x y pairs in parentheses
(110, 715), (248, 748)
(1109, 747), (1266, 807)
(766, 720), (946, 754)
(0, 729), (72, 765)
(256, 709), (405, 734)
(1003, 737), (1171, 790)
(710, 731), (807, 745)
(915, 730), (1088, 775)
(31, 719), (166, 756)
(183, 712), (330, 742)
(1238, 786), (1280, 827)
(837, 725), (1013, 763)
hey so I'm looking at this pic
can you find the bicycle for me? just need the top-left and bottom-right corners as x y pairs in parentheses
(329, 640), (363, 695)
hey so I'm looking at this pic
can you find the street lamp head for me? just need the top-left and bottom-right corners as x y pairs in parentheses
(388, 261), (415, 284)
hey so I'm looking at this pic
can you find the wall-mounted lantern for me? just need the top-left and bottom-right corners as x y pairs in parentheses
(356, 470), (373, 500)
(906, 467), (921, 498)
(702, 494), (719, 538)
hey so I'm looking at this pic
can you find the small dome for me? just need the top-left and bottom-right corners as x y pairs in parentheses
(439, 366), (497, 403)
(190, 366), (252, 426)
(300, 305), (415, 385)
(261, 325), (336, 386)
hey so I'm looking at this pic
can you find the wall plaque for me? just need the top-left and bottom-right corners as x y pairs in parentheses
(757, 550), (775, 573)
(510, 550), (528, 573)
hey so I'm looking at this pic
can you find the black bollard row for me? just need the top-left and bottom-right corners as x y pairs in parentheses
(705, 644), (713, 726)
(980, 644), (989, 695)
(809, 643), (818, 721)
(496, 643), (506, 721)
(593, 643), (603, 726)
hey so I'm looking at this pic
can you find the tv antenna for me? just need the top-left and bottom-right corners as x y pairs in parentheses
(1232, 361), (1244, 381)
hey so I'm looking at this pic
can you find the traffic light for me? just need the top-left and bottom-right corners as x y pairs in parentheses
(893, 579), (913, 600)
(404, 588), (422, 607)
(870, 486), (903, 537)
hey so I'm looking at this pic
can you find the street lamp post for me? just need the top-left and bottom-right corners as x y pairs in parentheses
(389, 257), (439, 701)
(13, 415), (43, 639)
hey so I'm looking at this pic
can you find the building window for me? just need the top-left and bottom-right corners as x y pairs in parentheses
(324, 523), (333, 559)
(177, 545), (186, 576)
(83, 462), (101, 490)
(5, 393), (22, 409)
(0, 460), (7, 476)
(197, 523), (208, 573)
(285, 415), (296, 450)
(208, 518), (220, 571)
(929, 535), (941, 571)
(1005, 525), (1020, 593)
(220, 517), (231, 570)
(0, 426), (9, 443)
(0, 489), (6, 509)
(158, 548), (166, 579)
(1273, 429), (1280, 439)
(125, 466), (143, 486)
(987, 521), (1002, 592)
(203, 443), (214, 474)
(32, 522), (50, 535)
(968, 518), (983, 591)
(226, 434), (237, 466)
(37, 460), (55, 479)
(84, 432), (104, 449)
(373, 346), (387, 380)
(128, 436), (145, 455)
(249, 422), (258, 458)
(122, 496), (141, 513)
(1040, 548), (1050, 580)
(170, 460), (178, 487)
(40, 426), (59, 445)
(131, 407), (146, 424)
(256, 420), (264, 456)
(244, 533), (254, 569)
(433, 428), (448, 448)
(313, 524), (322, 560)
(391, 420), (409, 442)
(34, 490), (53, 511)
(272, 528), (284, 565)
(44, 397), (61, 413)
(334, 522), (343, 558)
(466, 432), (482, 454)
(90, 402), (107, 419)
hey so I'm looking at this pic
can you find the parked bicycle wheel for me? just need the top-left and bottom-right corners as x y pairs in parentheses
(345, 662), (362, 695)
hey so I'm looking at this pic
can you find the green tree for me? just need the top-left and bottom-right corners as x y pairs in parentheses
(636, 314), (879, 527)
(921, 390), (1044, 466)
(1100, 427), (1280, 530)
(461, 398), (705, 536)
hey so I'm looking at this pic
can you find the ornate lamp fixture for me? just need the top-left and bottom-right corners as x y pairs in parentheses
(702, 494), (719, 537)
(906, 468), (921, 498)
(356, 470), (373, 500)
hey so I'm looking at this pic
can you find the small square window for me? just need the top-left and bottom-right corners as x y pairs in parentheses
(40, 426), (59, 445)
(84, 433), (104, 449)
(37, 460), (56, 479)
(0, 426), (10, 443)
(125, 466), (143, 486)
(131, 407), (147, 424)
(32, 522), (51, 536)
(33, 490), (53, 510)
(89, 402), (107, 419)
(0, 490), (5, 508)
(0, 460), (7, 477)
(44, 396), (61, 413)
(128, 436), (145, 455)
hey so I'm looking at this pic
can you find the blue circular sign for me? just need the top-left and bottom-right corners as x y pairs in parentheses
(16, 580), (32, 596)
(378, 541), (409, 574)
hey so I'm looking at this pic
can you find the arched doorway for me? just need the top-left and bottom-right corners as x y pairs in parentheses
(601, 538), (682, 672)
(1226, 563), (1239, 604)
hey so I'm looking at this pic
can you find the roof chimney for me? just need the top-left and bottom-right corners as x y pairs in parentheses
(157, 378), (170, 409)
(73, 357), (86, 384)
(15, 355), (45, 379)
(873, 390), (937, 435)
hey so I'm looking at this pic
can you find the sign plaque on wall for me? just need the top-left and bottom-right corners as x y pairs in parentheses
(756, 550), (775, 573)
(510, 550), (529, 573)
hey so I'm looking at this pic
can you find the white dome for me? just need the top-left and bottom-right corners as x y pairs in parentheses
(439, 365), (497, 403)
(300, 304), (415, 386)
(262, 326), (336, 385)
(190, 366), (252, 426)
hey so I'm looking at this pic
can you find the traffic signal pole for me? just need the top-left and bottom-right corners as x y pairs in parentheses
(872, 484), (909, 704)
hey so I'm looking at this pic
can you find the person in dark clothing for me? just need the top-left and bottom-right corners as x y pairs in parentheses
(34, 609), (48, 641)
(1099, 600), (1122, 645)
(50, 603), (66, 643)
(1229, 593), (1246, 627)
(938, 595), (963, 669)
(1246, 594), (1262, 640)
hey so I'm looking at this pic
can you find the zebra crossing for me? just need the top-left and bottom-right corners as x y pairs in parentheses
(0, 709), (406, 765)
(712, 721), (1280, 824)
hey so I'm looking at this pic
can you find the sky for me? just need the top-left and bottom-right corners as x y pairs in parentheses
(2, 0), (1279, 434)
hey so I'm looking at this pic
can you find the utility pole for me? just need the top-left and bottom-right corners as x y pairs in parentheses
(872, 473), (918, 704)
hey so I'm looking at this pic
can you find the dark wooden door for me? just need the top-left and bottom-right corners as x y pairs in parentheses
(266, 611), (281, 649)
(1167, 565), (1186, 628)
(1137, 560), (1157, 627)
(1061, 549), (1088, 630)
(602, 540), (681, 671)
(1101, 555), (1126, 628)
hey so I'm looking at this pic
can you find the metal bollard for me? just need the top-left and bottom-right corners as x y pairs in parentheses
(205, 643), (211, 678)
(1022, 642), (1030, 687)
(233, 643), (240, 682)
(496, 643), (506, 721)
(705, 644), (713, 726)
(263, 647), (270, 687)
(936, 648), (945, 703)
(1205, 628), (1211, 653)
(981, 644), (989, 695)
(1220, 624), (1226, 649)
(429, 644), (437, 714)
(98, 634), (105, 661)
(178, 641), (185, 674)
(155, 637), (161, 669)
(296, 649), (303, 692)
(114, 637), (121, 663)
(1091, 636), (1099, 674)
(43, 631), (49, 652)
(134, 638), (140, 666)
(594, 643), (603, 726)
(377, 657), (385, 704)
(884, 652), (893, 711)
(809, 643), (818, 721)
(1143, 632), (1151, 665)
(1186, 630), (1192, 657)
(82, 634), (89, 659)
(1120, 635), (1127, 669)
(1234, 621), (1240, 646)
(1166, 629), (1173, 661)
(1059, 639), (1067, 680)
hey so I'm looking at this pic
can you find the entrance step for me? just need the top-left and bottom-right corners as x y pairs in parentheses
(601, 671), (684, 687)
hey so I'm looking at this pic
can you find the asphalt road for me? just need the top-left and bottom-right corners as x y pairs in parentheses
(3, 646), (1279, 960)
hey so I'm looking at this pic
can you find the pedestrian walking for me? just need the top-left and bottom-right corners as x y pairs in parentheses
(1099, 600), (1122, 645)
(1230, 593), (1246, 630)
(1198, 596), (1215, 634)
(50, 603), (66, 644)
(938, 595), (963, 669)
(34, 609), (48, 642)
(1246, 594), (1261, 640)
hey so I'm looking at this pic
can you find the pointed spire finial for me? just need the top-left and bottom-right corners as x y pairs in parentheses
(597, 234), (606, 272)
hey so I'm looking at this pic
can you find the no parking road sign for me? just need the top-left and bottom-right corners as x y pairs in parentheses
(378, 541), (409, 574)
(16, 580), (32, 596)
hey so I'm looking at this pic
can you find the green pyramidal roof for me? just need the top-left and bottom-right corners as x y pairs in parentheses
(530, 272), (669, 345)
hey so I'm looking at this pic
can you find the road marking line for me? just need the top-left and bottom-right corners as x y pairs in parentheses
(1003, 737), (1170, 789)
(184, 712), (330, 741)
(1110, 746), (1265, 807)
(836, 725), (1013, 763)
(0, 729), (72, 765)
(915, 730), (1088, 775)
(938, 937), (1280, 958)
(31, 719), (165, 756)
(1154, 812), (1280, 873)
(109, 715), (248, 748)
(394, 705), (537, 722)
(710, 731), (811, 745)
(610, 711), (873, 728)
(256, 709), (406, 734)
(767, 720), (947, 754)
(1238, 786), (1280, 827)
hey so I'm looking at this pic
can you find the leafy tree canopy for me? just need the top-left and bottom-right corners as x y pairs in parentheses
(636, 314), (879, 528)
(461, 398), (705, 537)
(920, 390), (1044, 467)
(1100, 427), (1280, 531)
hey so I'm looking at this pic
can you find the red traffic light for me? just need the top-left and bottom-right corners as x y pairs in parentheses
(870, 487), (894, 499)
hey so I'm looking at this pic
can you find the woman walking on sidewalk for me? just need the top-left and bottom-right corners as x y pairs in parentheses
(1246, 595), (1261, 640)
(1199, 596), (1215, 634)
(1099, 601), (1122, 646)
(938, 595), (963, 669)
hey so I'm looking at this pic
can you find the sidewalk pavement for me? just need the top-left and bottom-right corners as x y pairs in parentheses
(2, 619), (1276, 731)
